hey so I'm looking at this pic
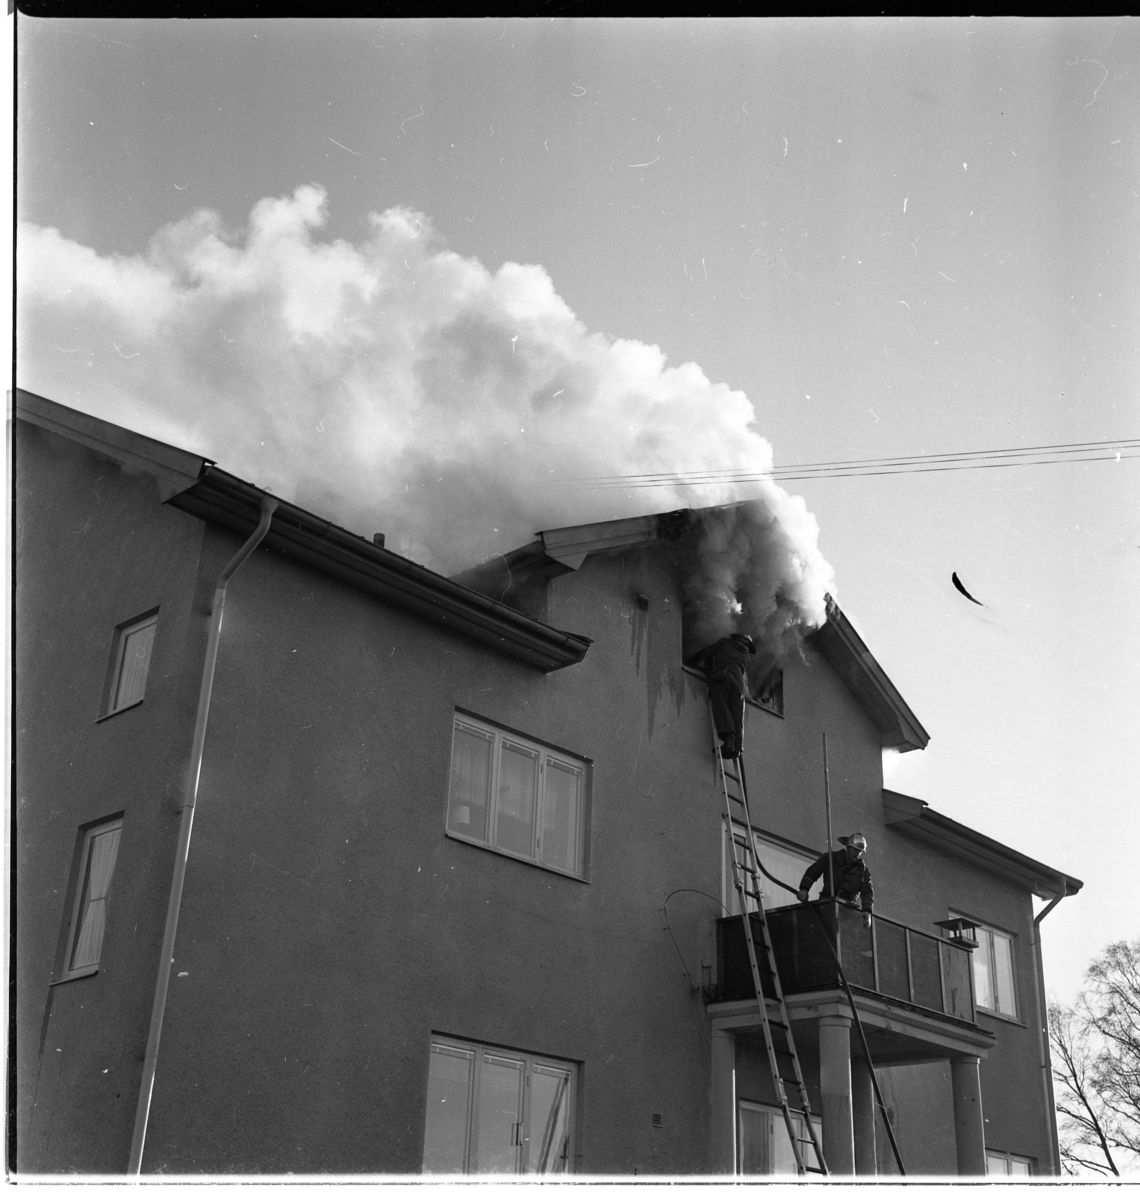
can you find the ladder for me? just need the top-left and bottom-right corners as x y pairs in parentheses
(710, 699), (828, 1178)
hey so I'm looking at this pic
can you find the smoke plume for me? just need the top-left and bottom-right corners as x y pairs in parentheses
(682, 500), (830, 659)
(18, 184), (834, 647)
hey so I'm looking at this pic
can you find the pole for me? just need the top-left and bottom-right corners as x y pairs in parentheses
(823, 733), (835, 900)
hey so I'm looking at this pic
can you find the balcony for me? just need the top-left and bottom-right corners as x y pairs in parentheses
(716, 901), (977, 1027)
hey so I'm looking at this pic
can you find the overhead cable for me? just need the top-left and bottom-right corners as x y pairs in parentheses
(542, 438), (1140, 490)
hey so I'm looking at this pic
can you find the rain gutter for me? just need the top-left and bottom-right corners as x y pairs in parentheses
(167, 467), (592, 673)
(127, 494), (278, 1174)
(1031, 879), (1072, 1176)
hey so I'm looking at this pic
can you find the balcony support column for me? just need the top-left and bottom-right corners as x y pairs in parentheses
(710, 1027), (737, 1174)
(951, 1055), (987, 1175)
(819, 1014), (855, 1175)
(851, 1055), (877, 1175)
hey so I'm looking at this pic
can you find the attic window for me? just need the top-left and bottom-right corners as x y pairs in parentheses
(751, 666), (783, 718)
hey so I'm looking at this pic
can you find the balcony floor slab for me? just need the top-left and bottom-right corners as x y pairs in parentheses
(709, 990), (994, 1066)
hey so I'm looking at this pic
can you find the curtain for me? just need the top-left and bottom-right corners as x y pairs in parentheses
(70, 825), (121, 970)
(114, 621), (155, 709)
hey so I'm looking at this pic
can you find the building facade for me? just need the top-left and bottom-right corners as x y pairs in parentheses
(12, 389), (1080, 1175)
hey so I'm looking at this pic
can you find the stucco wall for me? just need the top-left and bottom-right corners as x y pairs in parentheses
(874, 833), (1050, 1173)
(16, 420), (1058, 1177)
(15, 423), (210, 1172)
(141, 545), (725, 1173)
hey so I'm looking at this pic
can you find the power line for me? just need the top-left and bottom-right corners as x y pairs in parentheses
(542, 439), (1140, 490)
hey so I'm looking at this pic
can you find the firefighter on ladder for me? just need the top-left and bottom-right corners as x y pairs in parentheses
(690, 631), (757, 759)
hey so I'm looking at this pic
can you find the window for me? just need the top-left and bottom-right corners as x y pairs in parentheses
(57, 817), (123, 981)
(102, 611), (157, 716)
(724, 827), (813, 916)
(751, 666), (784, 717)
(447, 715), (587, 877)
(422, 1037), (575, 1175)
(953, 912), (1017, 1018)
(738, 1101), (822, 1175)
(987, 1150), (1033, 1176)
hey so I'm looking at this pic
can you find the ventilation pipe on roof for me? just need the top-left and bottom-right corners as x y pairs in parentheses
(128, 494), (278, 1174)
(1031, 879), (1070, 1176)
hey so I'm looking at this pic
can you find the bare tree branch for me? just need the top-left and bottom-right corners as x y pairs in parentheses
(1050, 939), (1140, 1177)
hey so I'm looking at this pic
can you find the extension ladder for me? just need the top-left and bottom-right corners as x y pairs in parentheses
(710, 699), (828, 1178)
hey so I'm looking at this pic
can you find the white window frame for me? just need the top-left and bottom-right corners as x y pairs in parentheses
(100, 610), (158, 718)
(55, 817), (123, 983)
(952, 911), (1018, 1019)
(986, 1149), (1034, 1176)
(446, 714), (588, 879)
(724, 826), (814, 916)
(422, 1035), (576, 1175)
(738, 1100), (823, 1175)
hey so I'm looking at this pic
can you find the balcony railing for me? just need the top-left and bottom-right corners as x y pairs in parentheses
(716, 900), (977, 1024)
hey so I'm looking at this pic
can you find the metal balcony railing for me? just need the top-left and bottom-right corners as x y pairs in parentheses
(716, 900), (977, 1024)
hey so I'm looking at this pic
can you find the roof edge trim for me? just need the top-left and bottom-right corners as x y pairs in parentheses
(14, 388), (210, 498)
(812, 597), (930, 753)
(14, 391), (591, 673)
(883, 789), (1083, 901)
(170, 468), (592, 672)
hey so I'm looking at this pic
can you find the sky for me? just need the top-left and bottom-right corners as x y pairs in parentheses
(15, 16), (1140, 1008)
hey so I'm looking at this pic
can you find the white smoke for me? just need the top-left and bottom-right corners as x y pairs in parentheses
(17, 184), (834, 637)
(682, 499), (832, 659)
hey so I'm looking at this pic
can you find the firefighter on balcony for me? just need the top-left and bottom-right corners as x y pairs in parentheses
(690, 631), (757, 759)
(796, 832), (874, 928)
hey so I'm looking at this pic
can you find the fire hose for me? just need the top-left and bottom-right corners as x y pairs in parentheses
(753, 858), (907, 1176)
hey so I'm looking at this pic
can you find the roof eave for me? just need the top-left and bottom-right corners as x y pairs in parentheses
(812, 597), (930, 753)
(15, 387), (210, 499)
(169, 468), (592, 672)
(15, 390), (590, 673)
(883, 790), (1083, 901)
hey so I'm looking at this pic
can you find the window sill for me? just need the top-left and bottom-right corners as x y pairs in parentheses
(50, 966), (99, 986)
(975, 1007), (1025, 1028)
(445, 829), (588, 883)
(96, 699), (144, 723)
(681, 665), (783, 719)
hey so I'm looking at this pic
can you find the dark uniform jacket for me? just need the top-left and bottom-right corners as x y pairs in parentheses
(799, 850), (874, 913)
(691, 637), (751, 688)
(691, 637), (753, 752)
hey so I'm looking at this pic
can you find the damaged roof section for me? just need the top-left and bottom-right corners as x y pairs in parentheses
(456, 510), (929, 752)
(450, 511), (694, 618)
(14, 389), (592, 673)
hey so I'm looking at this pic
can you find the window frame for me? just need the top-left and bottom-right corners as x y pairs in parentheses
(445, 713), (590, 880)
(986, 1149), (1034, 1176)
(951, 910), (1019, 1020)
(53, 815), (124, 984)
(747, 666), (784, 718)
(422, 1035), (577, 1175)
(98, 609), (159, 720)
(723, 826), (814, 916)
(737, 1099), (823, 1175)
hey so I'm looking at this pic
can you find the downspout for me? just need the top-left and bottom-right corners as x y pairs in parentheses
(1031, 878), (1069, 1176)
(128, 495), (278, 1174)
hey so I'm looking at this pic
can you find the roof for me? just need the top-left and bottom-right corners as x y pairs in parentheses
(883, 790), (1083, 901)
(812, 597), (930, 753)
(457, 510), (929, 753)
(14, 389), (591, 673)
